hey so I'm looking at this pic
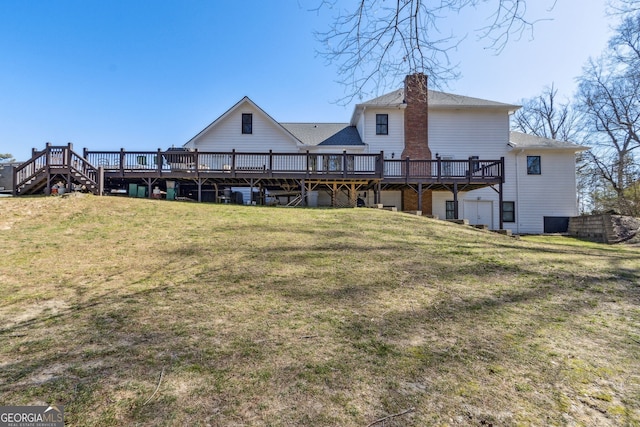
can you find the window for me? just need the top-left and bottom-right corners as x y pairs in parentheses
(527, 156), (541, 175)
(445, 201), (456, 220)
(242, 113), (252, 134)
(502, 201), (515, 222)
(376, 114), (388, 135)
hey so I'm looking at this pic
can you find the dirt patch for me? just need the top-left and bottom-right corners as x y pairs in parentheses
(1, 299), (70, 328)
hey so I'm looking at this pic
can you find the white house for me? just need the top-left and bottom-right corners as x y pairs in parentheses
(184, 74), (586, 234)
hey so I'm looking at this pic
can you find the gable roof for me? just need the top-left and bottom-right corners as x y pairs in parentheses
(351, 88), (520, 124)
(280, 123), (363, 146)
(508, 131), (588, 152)
(184, 96), (301, 147)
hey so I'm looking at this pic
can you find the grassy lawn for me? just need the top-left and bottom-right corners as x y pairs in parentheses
(1, 195), (639, 426)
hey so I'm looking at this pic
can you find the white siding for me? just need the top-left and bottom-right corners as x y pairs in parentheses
(186, 103), (299, 152)
(507, 150), (579, 234)
(432, 191), (498, 227)
(428, 109), (510, 230)
(428, 110), (509, 159)
(355, 113), (365, 144)
(362, 108), (404, 158)
(430, 151), (580, 233)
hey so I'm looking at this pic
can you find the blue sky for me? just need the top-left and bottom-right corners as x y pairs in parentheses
(0, 0), (615, 161)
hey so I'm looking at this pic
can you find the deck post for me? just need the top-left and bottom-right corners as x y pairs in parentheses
(331, 182), (338, 207)
(343, 150), (347, 178)
(379, 151), (384, 178)
(498, 180), (504, 230)
(453, 182), (459, 219)
(304, 150), (308, 179)
(193, 149), (199, 177)
(231, 149), (236, 177)
(349, 183), (358, 207)
(418, 182), (423, 209)
(45, 144), (51, 195)
(119, 148), (125, 177)
(197, 178), (202, 202)
(405, 156), (410, 182)
(269, 150), (273, 177)
(157, 148), (163, 175)
(301, 179), (307, 207)
(44, 142), (51, 196)
(98, 167), (104, 196)
(45, 143), (51, 167)
(144, 178), (151, 199)
(46, 173), (52, 196)
(66, 143), (72, 193)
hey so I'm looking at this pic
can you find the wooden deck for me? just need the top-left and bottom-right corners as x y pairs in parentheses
(80, 148), (503, 188)
(13, 144), (505, 226)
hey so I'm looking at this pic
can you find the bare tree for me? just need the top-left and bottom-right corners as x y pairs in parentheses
(314, 0), (556, 103)
(608, 0), (640, 15)
(577, 54), (640, 215)
(572, 1), (640, 215)
(512, 84), (578, 141)
(509, 84), (595, 212)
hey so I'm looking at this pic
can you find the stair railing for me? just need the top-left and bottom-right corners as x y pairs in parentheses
(13, 148), (48, 195)
(14, 143), (102, 195)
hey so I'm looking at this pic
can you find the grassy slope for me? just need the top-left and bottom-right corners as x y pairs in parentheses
(0, 195), (639, 426)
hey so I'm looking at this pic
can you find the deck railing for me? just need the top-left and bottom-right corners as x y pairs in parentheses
(14, 144), (101, 195)
(84, 149), (503, 182)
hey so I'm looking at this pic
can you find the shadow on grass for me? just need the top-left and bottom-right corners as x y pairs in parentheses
(2, 232), (639, 425)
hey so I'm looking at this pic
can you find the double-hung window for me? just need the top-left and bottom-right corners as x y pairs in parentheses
(376, 114), (388, 135)
(502, 201), (515, 222)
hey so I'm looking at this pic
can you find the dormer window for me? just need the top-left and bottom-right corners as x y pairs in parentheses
(376, 114), (388, 135)
(242, 113), (253, 134)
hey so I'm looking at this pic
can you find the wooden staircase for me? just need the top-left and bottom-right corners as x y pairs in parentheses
(14, 143), (102, 196)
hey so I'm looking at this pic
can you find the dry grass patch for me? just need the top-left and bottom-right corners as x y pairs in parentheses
(1, 195), (639, 426)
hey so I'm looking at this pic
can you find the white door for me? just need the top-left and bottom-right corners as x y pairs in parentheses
(464, 200), (493, 227)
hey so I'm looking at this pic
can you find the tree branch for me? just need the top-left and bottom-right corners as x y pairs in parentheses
(366, 407), (415, 427)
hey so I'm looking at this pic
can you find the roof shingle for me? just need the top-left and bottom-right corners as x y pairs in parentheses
(280, 123), (364, 146)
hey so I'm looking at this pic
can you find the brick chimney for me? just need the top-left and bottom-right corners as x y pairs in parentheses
(401, 73), (433, 213)
(401, 73), (431, 160)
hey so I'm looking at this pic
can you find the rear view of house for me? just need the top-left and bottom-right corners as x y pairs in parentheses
(183, 73), (585, 233)
(13, 73), (585, 234)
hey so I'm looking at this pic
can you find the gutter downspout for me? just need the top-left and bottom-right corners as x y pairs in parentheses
(514, 148), (523, 235)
